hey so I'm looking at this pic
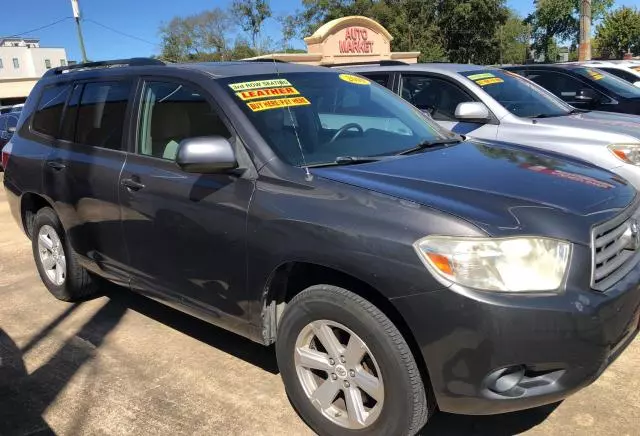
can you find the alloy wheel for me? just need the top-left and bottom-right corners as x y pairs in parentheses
(37, 225), (66, 286)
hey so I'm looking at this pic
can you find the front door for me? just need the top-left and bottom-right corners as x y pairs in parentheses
(119, 79), (255, 327)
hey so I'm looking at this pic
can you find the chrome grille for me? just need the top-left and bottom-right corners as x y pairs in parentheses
(592, 208), (640, 291)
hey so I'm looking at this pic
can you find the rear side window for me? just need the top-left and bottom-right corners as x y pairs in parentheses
(60, 84), (83, 142)
(75, 81), (131, 150)
(361, 73), (391, 88)
(32, 85), (72, 137)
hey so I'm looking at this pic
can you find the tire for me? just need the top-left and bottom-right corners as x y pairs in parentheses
(276, 285), (434, 436)
(31, 207), (97, 302)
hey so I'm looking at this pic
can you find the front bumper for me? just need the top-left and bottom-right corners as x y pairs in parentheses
(393, 247), (640, 415)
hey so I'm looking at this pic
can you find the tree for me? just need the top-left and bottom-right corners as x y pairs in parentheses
(278, 14), (303, 51)
(437, 0), (509, 64)
(595, 7), (640, 58)
(497, 10), (530, 64)
(526, 0), (614, 61)
(159, 8), (232, 62)
(232, 0), (272, 52)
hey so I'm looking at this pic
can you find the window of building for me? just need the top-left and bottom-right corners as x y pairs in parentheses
(60, 59), (67, 67)
(12, 58), (19, 69)
(75, 81), (132, 150)
(45, 59), (51, 69)
(138, 81), (230, 160)
(32, 85), (73, 137)
(0, 59), (3, 69)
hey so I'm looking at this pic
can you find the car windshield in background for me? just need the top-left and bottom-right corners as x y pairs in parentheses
(573, 67), (640, 98)
(219, 72), (451, 166)
(461, 69), (572, 118)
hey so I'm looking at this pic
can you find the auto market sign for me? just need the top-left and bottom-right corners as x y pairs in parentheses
(338, 27), (374, 54)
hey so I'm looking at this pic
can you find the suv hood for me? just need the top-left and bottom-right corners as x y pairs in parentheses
(314, 140), (635, 244)
(534, 110), (640, 141)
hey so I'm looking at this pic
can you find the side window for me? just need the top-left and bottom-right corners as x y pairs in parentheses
(361, 73), (391, 89)
(75, 81), (131, 150)
(32, 84), (72, 137)
(60, 84), (83, 142)
(526, 71), (585, 102)
(400, 75), (473, 121)
(138, 81), (231, 160)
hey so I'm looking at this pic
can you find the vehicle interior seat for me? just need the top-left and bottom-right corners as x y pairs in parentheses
(150, 104), (191, 160)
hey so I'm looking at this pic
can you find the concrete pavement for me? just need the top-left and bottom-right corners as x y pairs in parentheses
(0, 174), (638, 435)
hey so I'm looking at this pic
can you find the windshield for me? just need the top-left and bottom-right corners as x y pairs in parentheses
(573, 67), (640, 98)
(461, 69), (572, 118)
(219, 72), (453, 166)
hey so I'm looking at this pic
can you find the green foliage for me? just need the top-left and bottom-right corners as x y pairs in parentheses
(497, 10), (531, 64)
(232, 0), (272, 52)
(526, 0), (614, 61)
(595, 7), (640, 58)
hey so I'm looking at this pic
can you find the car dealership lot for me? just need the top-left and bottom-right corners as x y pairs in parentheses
(0, 175), (638, 436)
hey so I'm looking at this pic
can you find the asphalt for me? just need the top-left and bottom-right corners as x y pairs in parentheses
(0, 173), (639, 436)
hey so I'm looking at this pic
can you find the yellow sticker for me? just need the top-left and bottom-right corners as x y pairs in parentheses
(236, 86), (300, 101)
(229, 78), (292, 92)
(586, 69), (604, 80)
(632, 66), (640, 72)
(247, 96), (311, 112)
(476, 77), (504, 86)
(467, 73), (495, 81)
(339, 74), (370, 85)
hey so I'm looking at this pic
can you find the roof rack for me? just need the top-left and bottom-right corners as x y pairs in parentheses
(327, 60), (409, 68)
(45, 57), (165, 77)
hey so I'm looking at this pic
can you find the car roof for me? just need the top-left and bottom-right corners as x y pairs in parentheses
(45, 60), (334, 83)
(504, 64), (583, 71)
(341, 63), (495, 74)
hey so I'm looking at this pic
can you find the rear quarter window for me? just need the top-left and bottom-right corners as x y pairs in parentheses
(32, 84), (72, 137)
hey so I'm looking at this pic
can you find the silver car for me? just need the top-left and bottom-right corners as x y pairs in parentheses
(344, 63), (640, 188)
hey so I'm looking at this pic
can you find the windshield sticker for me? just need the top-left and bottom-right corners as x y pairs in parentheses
(247, 96), (311, 112)
(632, 66), (640, 72)
(467, 73), (495, 81)
(228, 78), (292, 92)
(236, 86), (300, 101)
(586, 69), (604, 80)
(476, 77), (504, 86)
(338, 74), (370, 85)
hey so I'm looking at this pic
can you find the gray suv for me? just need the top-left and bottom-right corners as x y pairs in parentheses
(346, 63), (640, 188)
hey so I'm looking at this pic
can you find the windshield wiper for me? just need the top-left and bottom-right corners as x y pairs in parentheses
(306, 155), (392, 168)
(568, 108), (589, 114)
(396, 138), (462, 155)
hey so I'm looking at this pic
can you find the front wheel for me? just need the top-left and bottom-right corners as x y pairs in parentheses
(276, 285), (434, 436)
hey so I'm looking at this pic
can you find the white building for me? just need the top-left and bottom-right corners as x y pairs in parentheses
(0, 38), (68, 106)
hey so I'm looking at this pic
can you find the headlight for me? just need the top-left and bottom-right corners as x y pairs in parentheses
(608, 143), (640, 165)
(414, 236), (571, 292)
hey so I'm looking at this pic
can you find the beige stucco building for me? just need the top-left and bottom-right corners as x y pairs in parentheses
(247, 16), (419, 66)
(0, 38), (68, 106)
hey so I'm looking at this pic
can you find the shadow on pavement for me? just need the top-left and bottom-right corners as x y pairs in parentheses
(103, 285), (279, 374)
(419, 402), (560, 435)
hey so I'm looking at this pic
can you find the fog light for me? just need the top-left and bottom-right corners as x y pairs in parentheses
(486, 365), (525, 394)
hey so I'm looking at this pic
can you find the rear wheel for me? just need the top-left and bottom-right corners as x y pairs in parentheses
(276, 285), (434, 436)
(31, 207), (97, 302)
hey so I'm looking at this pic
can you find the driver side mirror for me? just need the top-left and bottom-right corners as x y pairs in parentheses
(176, 136), (238, 174)
(575, 88), (599, 104)
(454, 102), (491, 123)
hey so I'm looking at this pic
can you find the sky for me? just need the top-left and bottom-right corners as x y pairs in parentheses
(2, 0), (640, 62)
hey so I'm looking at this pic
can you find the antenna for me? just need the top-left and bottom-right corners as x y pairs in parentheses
(270, 58), (313, 182)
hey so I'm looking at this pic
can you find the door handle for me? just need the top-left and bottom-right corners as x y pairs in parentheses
(47, 161), (66, 171)
(121, 177), (146, 191)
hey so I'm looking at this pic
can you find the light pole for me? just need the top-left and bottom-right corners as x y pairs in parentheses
(70, 0), (88, 63)
(579, 0), (592, 61)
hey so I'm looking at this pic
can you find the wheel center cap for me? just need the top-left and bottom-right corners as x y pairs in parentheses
(335, 365), (348, 379)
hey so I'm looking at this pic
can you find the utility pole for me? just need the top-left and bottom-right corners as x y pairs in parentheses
(70, 0), (88, 63)
(579, 0), (591, 61)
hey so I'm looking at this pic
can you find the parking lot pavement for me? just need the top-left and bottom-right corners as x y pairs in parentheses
(0, 175), (639, 436)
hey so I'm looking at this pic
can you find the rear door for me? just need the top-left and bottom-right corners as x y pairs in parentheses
(118, 78), (255, 327)
(41, 80), (133, 284)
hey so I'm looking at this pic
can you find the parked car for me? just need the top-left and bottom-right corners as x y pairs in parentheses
(503, 64), (640, 115)
(0, 113), (19, 170)
(562, 61), (640, 87)
(344, 62), (640, 188)
(3, 58), (640, 436)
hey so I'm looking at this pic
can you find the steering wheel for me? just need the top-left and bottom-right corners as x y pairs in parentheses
(329, 123), (364, 144)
